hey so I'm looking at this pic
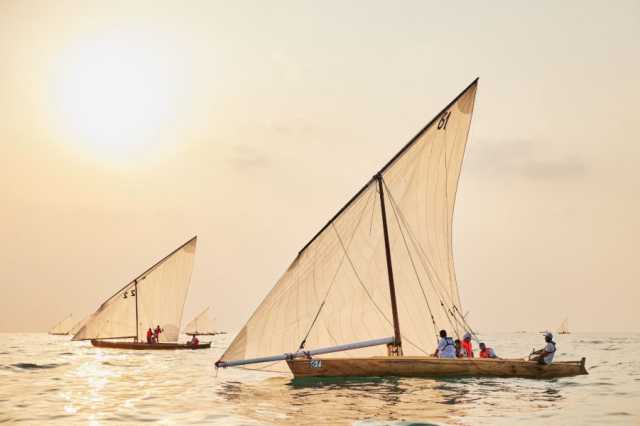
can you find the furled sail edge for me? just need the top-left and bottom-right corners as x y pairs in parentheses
(71, 235), (198, 341)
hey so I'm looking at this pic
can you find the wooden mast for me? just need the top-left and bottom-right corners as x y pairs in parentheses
(134, 279), (139, 342)
(376, 174), (403, 355)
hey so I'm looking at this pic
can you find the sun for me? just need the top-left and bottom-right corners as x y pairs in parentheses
(51, 31), (186, 164)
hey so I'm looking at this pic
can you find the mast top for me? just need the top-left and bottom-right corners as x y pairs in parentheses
(298, 79), (478, 256)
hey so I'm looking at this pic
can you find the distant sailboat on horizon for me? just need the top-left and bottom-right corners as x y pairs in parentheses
(558, 318), (570, 335)
(184, 307), (226, 337)
(48, 314), (75, 335)
(216, 79), (587, 379)
(72, 236), (210, 350)
(68, 315), (89, 336)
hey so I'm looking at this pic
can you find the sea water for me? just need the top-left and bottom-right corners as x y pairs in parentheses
(0, 332), (638, 425)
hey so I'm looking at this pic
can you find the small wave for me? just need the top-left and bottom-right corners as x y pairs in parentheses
(11, 362), (65, 370)
(102, 361), (139, 367)
(607, 412), (631, 416)
(578, 340), (604, 344)
(59, 352), (73, 356)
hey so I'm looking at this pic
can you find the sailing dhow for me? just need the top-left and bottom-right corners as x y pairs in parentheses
(184, 307), (225, 337)
(48, 314), (76, 335)
(216, 79), (587, 379)
(558, 318), (570, 335)
(72, 236), (210, 350)
(68, 315), (89, 336)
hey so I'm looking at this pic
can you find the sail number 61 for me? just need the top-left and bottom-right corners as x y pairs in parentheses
(437, 111), (451, 130)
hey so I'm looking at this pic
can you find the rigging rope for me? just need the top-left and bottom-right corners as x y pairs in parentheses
(384, 178), (440, 344)
(297, 185), (375, 349)
(382, 179), (466, 338)
(332, 189), (429, 355)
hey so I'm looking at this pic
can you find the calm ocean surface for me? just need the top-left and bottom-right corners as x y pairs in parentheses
(1, 332), (638, 425)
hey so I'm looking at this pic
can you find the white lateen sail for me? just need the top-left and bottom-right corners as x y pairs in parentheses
(558, 318), (570, 334)
(218, 80), (479, 371)
(68, 315), (89, 336)
(48, 314), (76, 335)
(184, 307), (222, 336)
(72, 237), (197, 343)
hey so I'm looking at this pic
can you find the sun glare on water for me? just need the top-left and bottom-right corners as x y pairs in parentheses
(51, 32), (188, 165)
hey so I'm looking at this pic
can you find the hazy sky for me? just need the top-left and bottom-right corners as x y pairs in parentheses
(1, 1), (639, 334)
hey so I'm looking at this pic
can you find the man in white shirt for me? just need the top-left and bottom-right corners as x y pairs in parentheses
(531, 332), (556, 365)
(434, 329), (456, 358)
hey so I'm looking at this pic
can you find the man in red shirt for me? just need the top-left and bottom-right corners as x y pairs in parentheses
(154, 325), (163, 343)
(479, 342), (498, 358)
(146, 327), (153, 344)
(461, 332), (474, 358)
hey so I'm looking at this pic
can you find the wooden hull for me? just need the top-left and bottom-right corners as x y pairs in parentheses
(287, 356), (587, 380)
(91, 340), (211, 350)
(186, 332), (226, 336)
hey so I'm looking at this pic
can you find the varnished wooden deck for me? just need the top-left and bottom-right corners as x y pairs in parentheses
(287, 356), (587, 379)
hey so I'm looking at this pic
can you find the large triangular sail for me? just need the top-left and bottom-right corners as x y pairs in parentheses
(219, 80), (479, 371)
(48, 314), (75, 335)
(72, 237), (197, 343)
(184, 307), (221, 336)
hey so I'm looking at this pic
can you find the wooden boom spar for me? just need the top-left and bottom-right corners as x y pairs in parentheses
(215, 336), (396, 368)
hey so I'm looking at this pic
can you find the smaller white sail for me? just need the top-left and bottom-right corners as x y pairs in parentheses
(558, 318), (570, 334)
(69, 316), (89, 335)
(48, 314), (75, 335)
(73, 236), (197, 343)
(184, 307), (221, 336)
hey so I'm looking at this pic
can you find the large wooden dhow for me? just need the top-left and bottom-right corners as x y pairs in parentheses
(215, 79), (588, 379)
(72, 236), (210, 350)
(288, 356), (587, 380)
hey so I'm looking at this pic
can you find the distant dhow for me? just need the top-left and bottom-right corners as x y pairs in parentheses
(184, 307), (225, 337)
(72, 236), (211, 350)
(48, 314), (76, 336)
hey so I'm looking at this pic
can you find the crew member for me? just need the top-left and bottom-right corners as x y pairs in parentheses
(462, 332), (474, 358)
(479, 342), (497, 358)
(434, 330), (456, 358)
(531, 332), (556, 365)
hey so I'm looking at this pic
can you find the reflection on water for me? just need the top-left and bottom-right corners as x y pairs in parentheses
(221, 376), (458, 425)
(0, 332), (638, 425)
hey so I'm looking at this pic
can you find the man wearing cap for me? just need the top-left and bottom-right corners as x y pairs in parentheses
(531, 332), (556, 365)
(461, 332), (474, 358)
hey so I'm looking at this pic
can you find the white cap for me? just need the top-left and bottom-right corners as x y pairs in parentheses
(463, 332), (471, 340)
(543, 331), (553, 339)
